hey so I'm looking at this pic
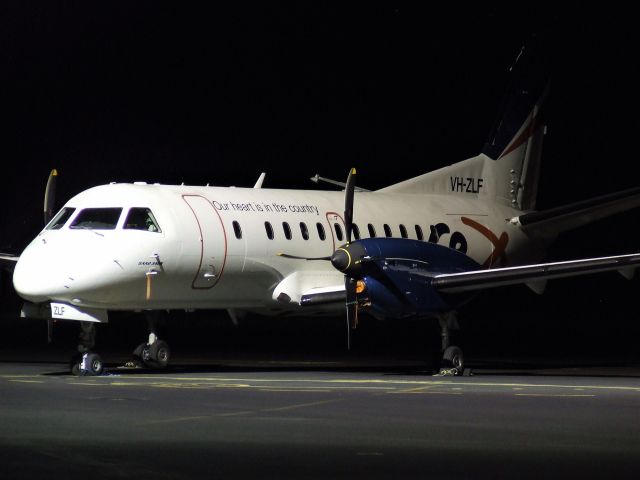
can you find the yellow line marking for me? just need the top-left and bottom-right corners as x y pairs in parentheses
(259, 389), (333, 393)
(7, 372), (637, 395)
(137, 399), (339, 426)
(390, 390), (463, 395)
(393, 386), (434, 394)
(141, 416), (211, 425)
(99, 375), (640, 392)
(216, 411), (255, 417)
(262, 399), (338, 412)
(515, 394), (596, 398)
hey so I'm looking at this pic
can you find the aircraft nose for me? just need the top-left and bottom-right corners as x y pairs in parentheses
(12, 241), (64, 303)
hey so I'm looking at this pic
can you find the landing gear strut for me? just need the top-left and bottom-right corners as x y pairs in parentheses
(70, 321), (104, 376)
(132, 311), (171, 369)
(436, 312), (464, 376)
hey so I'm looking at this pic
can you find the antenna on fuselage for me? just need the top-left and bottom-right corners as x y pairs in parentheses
(310, 173), (370, 192)
(254, 172), (266, 188)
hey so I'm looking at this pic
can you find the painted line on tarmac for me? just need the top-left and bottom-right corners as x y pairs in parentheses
(4, 373), (640, 395)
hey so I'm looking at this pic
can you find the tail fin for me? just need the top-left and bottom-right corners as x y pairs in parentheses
(378, 34), (551, 209)
(483, 35), (550, 211)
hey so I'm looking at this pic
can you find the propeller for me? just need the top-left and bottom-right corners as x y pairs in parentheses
(44, 169), (58, 225)
(277, 167), (361, 349)
(344, 167), (356, 243)
(341, 168), (358, 349)
(276, 253), (331, 261)
(43, 169), (58, 344)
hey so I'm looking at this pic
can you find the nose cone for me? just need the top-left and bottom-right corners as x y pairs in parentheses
(331, 248), (350, 272)
(13, 249), (52, 303)
(13, 237), (70, 303)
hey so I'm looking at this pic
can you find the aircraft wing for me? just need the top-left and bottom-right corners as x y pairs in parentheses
(431, 253), (640, 293)
(272, 270), (345, 306)
(0, 253), (19, 272)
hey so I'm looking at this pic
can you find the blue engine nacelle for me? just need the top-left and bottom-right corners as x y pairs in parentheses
(339, 238), (481, 319)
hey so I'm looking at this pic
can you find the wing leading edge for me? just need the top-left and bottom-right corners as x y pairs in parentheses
(431, 253), (640, 293)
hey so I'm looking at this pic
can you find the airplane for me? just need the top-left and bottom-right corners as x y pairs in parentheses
(3, 43), (640, 376)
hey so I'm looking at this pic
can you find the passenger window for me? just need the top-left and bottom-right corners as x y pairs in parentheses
(283, 222), (292, 240)
(265, 221), (274, 240)
(334, 223), (344, 241)
(352, 223), (360, 240)
(71, 208), (122, 230)
(232, 221), (242, 239)
(123, 208), (161, 232)
(316, 222), (326, 241)
(399, 224), (408, 238)
(300, 222), (309, 240)
(367, 223), (376, 238)
(415, 225), (424, 241)
(383, 224), (392, 237)
(46, 207), (76, 230)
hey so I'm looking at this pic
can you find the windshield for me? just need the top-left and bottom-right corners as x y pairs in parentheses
(70, 208), (123, 230)
(123, 208), (161, 232)
(46, 207), (76, 230)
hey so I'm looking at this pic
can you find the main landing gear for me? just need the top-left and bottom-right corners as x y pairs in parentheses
(132, 311), (171, 369)
(435, 311), (466, 376)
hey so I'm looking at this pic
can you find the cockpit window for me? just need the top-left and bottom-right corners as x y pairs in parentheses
(46, 207), (76, 230)
(123, 208), (161, 232)
(70, 208), (122, 230)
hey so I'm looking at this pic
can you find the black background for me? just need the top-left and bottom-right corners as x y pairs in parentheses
(2, 3), (639, 363)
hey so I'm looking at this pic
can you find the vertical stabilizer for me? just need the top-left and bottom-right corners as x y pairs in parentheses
(377, 34), (551, 208)
(483, 35), (550, 211)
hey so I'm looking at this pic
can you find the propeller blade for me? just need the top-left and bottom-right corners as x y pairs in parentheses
(345, 276), (357, 350)
(276, 253), (331, 261)
(344, 167), (356, 243)
(43, 169), (58, 225)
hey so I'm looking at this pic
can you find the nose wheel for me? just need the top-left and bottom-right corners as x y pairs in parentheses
(70, 322), (105, 376)
(70, 352), (104, 376)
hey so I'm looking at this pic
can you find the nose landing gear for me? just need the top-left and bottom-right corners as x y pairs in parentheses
(70, 321), (104, 376)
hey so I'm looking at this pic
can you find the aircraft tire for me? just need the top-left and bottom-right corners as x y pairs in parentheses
(70, 354), (81, 376)
(442, 345), (464, 373)
(70, 352), (104, 376)
(149, 340), (170, 368)
(83, 353), (104, 376)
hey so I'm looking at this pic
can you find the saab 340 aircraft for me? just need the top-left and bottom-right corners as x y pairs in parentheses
(3, 45), (640, 376)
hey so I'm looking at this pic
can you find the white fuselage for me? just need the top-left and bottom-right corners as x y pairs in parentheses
(13, 183), (541, 315)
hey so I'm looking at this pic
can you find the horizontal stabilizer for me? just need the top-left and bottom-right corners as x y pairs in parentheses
(513, 186), (640, 237)
(432, 252), (640, 293)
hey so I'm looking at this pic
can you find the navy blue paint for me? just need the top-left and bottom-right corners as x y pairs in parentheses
(348, 238), (481, 318)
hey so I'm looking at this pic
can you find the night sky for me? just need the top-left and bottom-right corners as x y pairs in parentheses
(2, 4), (640, 358)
